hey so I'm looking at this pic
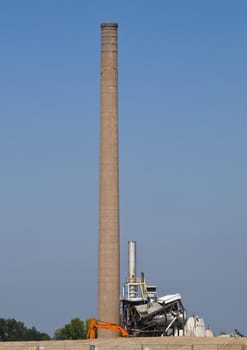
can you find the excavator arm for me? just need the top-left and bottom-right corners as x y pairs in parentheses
(88, 319), (128, 339)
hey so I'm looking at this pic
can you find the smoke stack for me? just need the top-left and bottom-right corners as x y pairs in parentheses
(128, 240), (137, 299)
(97, 22), (119, 337)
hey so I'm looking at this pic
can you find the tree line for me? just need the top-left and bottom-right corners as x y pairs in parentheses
(0, 318), (91, 341)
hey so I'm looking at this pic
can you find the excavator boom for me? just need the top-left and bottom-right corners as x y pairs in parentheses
(88, 319), (128, 339)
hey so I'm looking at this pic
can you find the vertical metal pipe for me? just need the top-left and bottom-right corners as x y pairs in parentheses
(128, 240), (136, 281)
(128, 240), (137, 299)
(98, 22), (119, 337)
(141, 272), (145, 283)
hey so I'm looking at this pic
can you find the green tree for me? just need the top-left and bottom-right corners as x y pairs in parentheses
(0, 318), (26, 341)
(24, 326), (50, 341)
(54, 318), (86, 340)
(0, 318), (50, 341)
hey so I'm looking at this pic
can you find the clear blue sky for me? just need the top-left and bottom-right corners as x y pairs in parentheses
(1, 0), (246, 336)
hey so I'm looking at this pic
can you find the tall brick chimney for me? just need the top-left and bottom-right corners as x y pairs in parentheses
(97, 22), (119, 337)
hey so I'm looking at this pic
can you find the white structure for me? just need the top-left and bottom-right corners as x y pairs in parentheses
(184, 316), (214, 337)
(121, 241), (187, 336)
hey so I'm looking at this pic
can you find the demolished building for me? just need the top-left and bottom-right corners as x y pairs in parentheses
(120, 241), (187, 336)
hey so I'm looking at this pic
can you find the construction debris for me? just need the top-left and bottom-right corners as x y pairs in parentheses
(120, 241), (187, 336)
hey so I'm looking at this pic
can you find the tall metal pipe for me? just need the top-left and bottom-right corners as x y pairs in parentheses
(128, 240), (136, 282)
(98, 22), (119, 337)
(128, 240), (137, 299)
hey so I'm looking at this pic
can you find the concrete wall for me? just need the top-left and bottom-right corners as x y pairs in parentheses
(1, 337), (247, 350)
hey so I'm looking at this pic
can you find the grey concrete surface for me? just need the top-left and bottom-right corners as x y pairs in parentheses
(1, 337), (247, 350)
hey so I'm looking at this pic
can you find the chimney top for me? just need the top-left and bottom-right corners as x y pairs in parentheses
(101, 22), (118, 28)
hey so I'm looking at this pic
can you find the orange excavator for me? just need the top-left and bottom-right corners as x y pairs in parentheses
(88, 319), (129, 339)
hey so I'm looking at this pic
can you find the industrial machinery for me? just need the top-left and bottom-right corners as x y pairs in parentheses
(120, 241), (187, 336)
(88, 319), (129, 339)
